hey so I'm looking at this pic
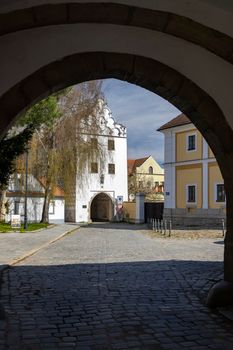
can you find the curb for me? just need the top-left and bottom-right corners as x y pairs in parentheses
(0, 225), (79, 322)
(0, 226), (79, 273)
(9, 226), (80, 267)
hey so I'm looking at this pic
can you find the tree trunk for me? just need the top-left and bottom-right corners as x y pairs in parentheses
(0, 190), (7, 221)
(41, 186), (51, 223)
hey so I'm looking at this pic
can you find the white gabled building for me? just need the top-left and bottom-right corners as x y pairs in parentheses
(5, 174), (65, 223)
(65, 100), (128, 223)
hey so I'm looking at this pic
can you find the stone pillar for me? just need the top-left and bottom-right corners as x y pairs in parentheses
(207, 157), (233, 307)
(202, 162), (208, 209)
(135, 192), (145, 224)
(224, 181), (233, 283)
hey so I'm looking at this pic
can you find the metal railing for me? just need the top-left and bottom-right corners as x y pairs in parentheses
(148, 217), (226, 238)
(147, 218), (172, 237)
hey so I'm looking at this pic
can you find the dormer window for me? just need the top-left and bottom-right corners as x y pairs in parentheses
(148, 166), (153, 174)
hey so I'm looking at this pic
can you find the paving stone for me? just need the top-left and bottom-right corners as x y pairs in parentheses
(1, 223), (233, 349)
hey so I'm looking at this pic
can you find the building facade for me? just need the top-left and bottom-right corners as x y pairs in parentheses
(65, 100), (128, 223)
(128, 156), (164, 201)
(158, 114), (226, 227)
(5, 173), (65, 223)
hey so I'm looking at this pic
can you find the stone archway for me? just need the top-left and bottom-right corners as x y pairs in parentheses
(0, 1), (233, 306)
(90, 193), (114, 222)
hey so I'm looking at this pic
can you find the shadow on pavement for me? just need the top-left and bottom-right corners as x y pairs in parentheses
(1, 259), (232, 350)
(85, 222), (149, 230)
(213, 240), (224, 245)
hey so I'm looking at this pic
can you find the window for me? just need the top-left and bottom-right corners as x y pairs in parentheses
(148, 166), (153, 174)
(187, 134), (196, 151)
(91, 138), (98, 148)
(91, 162), (98, 173)
(49, 200), (55, 215)
(108, 163), (115, 174)
(108, 139), (115, 150)
(216, 184), (225, 202)
(187, 185), (196, 203)
(14, 201), (20, 215)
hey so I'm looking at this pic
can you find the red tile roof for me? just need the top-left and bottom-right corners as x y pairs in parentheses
(157, 114), (191, 131)
(127, 159), (135, 176)
(127, 157), (150, 175)
(38, 177), (64, 197)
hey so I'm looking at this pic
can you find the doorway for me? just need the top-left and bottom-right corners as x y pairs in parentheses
(90, 193), (114, 222)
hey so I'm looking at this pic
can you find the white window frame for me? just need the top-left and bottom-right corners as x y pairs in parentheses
(186, 132), (197, 152)
(49, 200), (55, 215)
(214, 182), (226, 204)
(186, 184), (197, 205)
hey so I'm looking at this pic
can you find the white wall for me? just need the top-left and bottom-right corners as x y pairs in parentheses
(49, 199), (65, 223)
(162, 129), (176, 209)
(6, 196), (64, 223)
(6, 174), (65, 223)
(75, 102), (128, 223)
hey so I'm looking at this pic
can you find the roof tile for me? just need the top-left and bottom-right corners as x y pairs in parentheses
(157, 114), (191, 131)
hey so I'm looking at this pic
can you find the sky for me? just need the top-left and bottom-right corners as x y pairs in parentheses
(102, 79), (180, 165)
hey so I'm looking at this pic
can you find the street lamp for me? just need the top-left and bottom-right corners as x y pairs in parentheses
(24, 151), (28, 230)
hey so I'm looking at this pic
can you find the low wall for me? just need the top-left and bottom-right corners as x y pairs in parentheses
(123, 202), (136, 223)
(164, 208), (226, 228)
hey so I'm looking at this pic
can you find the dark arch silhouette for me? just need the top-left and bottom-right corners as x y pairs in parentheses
(1, 52), (231, 183)
(0, 51), (233, 305)
(0, 3), (232, 65)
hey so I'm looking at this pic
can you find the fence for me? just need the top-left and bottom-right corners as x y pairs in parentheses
(147, 217), (226, 238)
(147, 218), (172, 236)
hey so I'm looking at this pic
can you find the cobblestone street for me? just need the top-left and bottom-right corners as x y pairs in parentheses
(1, 223), (233, 349)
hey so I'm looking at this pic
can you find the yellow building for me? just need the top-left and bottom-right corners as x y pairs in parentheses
(158, 114), (226, 227)
(127, 156), (164, 201)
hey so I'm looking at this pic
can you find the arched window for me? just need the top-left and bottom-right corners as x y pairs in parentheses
(148, 166), (153, 174)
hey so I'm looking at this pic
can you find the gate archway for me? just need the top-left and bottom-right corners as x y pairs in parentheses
(90, 193), (114, 222)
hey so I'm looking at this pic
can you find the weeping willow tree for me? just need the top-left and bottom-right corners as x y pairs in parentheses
(26, 80), (105, 222)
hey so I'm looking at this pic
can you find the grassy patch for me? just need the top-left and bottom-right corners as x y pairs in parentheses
(0, 222), (50, 233)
